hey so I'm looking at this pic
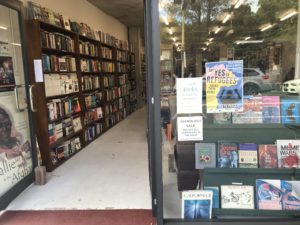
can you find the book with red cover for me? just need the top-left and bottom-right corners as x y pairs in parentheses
(276, 140), (300, 168)
(258, 144), (278, 168)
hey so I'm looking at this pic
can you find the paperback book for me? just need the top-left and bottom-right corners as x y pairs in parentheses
(221, 185), (254, 209)
(217, 142), (238, 168)
(281, 180), (300, 210)
(276, 140), (300, 168)
(262, 96), (280, 123)
(195, 143), (216, 169)
(182, 190), (213, 219)
(258, 144), (278, 168)
(281, 97), (300, 124)
(238, 143), (258, 168)
(232, 95), (262, 124)
(204, 186), (219, 208)
(256, 179), (282, 210)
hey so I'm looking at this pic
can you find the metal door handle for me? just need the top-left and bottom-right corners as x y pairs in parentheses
(14, 84), (26, 112)
(29, 84), (37, 112)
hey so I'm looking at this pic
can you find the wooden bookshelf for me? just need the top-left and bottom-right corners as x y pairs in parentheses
(26, 19), (135, 171)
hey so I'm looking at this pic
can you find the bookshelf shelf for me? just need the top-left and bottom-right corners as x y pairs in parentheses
(26, 19), (136, 172)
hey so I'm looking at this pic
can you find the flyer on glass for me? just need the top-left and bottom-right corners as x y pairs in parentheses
(176, 77), (202, 114)
(205, 60), (243, 113)
(177, 116), (203, 141)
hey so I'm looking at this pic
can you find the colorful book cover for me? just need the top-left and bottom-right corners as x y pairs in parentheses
(281, 180), (300, 210)
(217, 142), (238, 168)
(213, 113), (232, 124)
(195, 143), (216, 169)
(204, 186), (219, 208)
(262, 96), (280, 123)
(221, 185), (254, 209)
(281, 97), (300, 124)
(256, 179), (282, 210)
(205, 60), (243, 113)
(181, 190), (213, 219)
(238, 143), (258, 168)
(276, 140), (300, 168)
(232, 95), (262, 124)
(258, 144), (278, 168)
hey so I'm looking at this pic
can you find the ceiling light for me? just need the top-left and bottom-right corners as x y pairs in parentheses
(168, 28), (173, 35)
(244, 36), (251, 40)
(260, 23), (273, 31)
(175, 42), (179, 46)
(206, 42), (210, 46)
(222, 14), (231, 24)
(202, 47), (207, 51)
(234, 0), (244, 9)
(215, 27), (221, 34)
(162, 16), (169, 26)
(236, 40), (263, 44)
(280, 10), (298, 21)
(209, 38), (214, 42)
(11, 43), (21, 46)
(0, 26), (7, 30)
(172, 37), (176, 42)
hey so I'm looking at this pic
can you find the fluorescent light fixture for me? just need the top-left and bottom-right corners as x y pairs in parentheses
(11, 42), (21, 46)
(280, 10), (298, 21)
(236, 40), (263, 44)
(215, 27), (221, 34)
(245, 36), (251, 40)
(168, 28), (173, 35)
(209, 38), (214, 42)
(234, 0), (244, 9)
(222, 14), (231, 24)
(0, 26), (7, 30)
(260, 23), (273, 31)
(161, 16), (169, 26)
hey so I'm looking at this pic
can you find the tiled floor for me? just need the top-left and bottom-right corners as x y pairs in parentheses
(6, 108), (152, 210)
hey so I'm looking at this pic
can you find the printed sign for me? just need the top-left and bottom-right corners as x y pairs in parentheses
(176, 78), (202, 114)
(177, 116), (203, 141)
(0, 56), (16, 91)
(205, 60), (243, 113)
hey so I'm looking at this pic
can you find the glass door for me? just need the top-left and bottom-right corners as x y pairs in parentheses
(0, 0), (35, 209)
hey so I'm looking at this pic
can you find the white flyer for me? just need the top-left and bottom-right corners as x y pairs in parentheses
(177, 116), (203, 141)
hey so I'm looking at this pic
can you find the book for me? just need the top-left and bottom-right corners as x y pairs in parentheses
(182, 190), (213, 219)
(232, 95), (262, 124)
(203, 186), (219, 208)
(217, 142), (238, 168)
(238, 143), (258, 168)
(72, 116), (82, 133)
(195, 143), (216, 169)
(281, 180), (300, 210)
(281, 97), (300, 124)
(276, 140), (300, 168)
(262, 96), (280, 123)
(256, 179), (282, 210)
(213, 113), (232, 124)
(221, 185), (254, 209)
(258, 144), (278, 168)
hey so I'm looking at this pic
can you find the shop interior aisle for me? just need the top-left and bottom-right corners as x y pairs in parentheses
(6, 108), (151, 210)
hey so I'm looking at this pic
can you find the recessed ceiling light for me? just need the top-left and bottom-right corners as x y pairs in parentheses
(0, 26), (8, 30)
(234, 0), (244, 9)
(260, 23), (273, 32)
(11, 42), (21, 46)
(168, 28), (173, 35)
(280, 10), (298, 21)
(222, 14), (231, 24)
(244, 37), (251, 40)
(215, 27), (221, 34)
(209, 38), (214, 42)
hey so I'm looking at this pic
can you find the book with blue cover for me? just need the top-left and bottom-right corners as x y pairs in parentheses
(256, 179), (282, 210)
(195, 143), (216, 169)
(262, 96), (280, 123)
(281, 97), (300, 124)
(238, 143), (258, 168)
(217, 142), (238, 168)
(182, 190), (213, 219)
(281, 180), (300, 210)
(204, 186), (219, 208)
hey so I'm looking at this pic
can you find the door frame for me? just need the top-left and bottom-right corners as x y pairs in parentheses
(0, 0), (37, 210)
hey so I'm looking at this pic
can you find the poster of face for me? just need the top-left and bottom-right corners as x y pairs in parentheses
(0, 92), (33, 197)
(0, 56), (16, 91)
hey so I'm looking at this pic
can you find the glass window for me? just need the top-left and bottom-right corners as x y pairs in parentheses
(158, 0), (300, 221)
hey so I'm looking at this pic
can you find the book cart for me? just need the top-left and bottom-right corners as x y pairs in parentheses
(26, 19), (134, 172)
(144, 0), (300, 224)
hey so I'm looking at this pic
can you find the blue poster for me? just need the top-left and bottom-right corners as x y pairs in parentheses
(205, 60), (243, 113)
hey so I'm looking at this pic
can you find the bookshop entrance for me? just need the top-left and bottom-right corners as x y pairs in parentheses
(0, 0), (36, 210)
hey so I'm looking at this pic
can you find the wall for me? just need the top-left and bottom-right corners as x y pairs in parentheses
(20, 0), (128, 41)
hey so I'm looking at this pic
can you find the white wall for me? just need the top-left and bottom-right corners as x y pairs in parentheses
(20, 0), (128, 41)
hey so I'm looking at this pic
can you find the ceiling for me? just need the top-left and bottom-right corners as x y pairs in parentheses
(87, 0), (144, 27)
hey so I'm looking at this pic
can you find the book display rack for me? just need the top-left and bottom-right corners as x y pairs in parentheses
(26, 20), (135, 171)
